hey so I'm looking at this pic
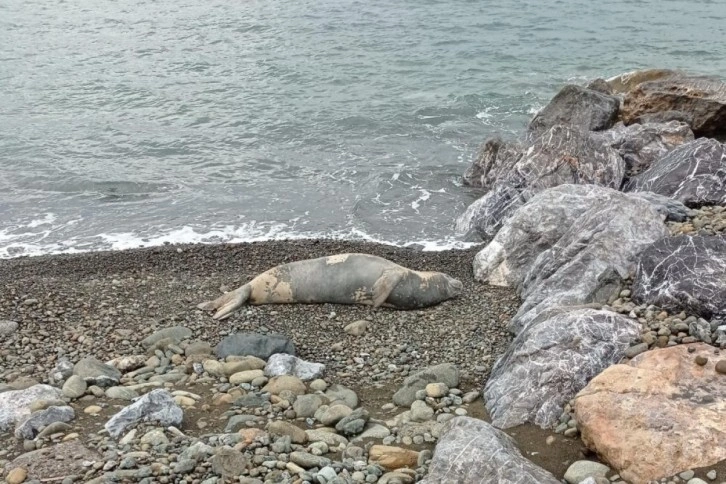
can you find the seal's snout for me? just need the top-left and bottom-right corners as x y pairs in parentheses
(448, 277), (463, 296)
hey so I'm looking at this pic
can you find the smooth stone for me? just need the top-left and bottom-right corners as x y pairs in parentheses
(292, 394), (324, 418)
(73, 357), (121, 388)
(216, 332), (295, 359)
(305, 429), (349, 447)
(289, 451), (331, 469)
(392, 364), (459, 407)
(319, 404), (353, 426)
(344, 320), (368, 336)
(262, 375), (306, 396)
(229, 370), (265, 385)
(564, 461), (611, 484)
(5, 467), (28, 484)
(268, 420), (308, 444)
(140, 326), (192, 349)
(425, 383), (449, 398)
(325, 384), (359, 409)
(368, 445), (419, 471)
(105, 386), (139, 401)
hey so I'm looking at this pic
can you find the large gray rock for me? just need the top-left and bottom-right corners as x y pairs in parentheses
(620, 73), (726, 137)
(457, 125), (624, 238)
(264, 354), (325, 381)
(528, 84), (620, 136)
(593, 121), (694, 177)
(0, 384), (64, 433)
(473, 185), (669, 334)
(104, 389), (183, 438)
(484, 308), (640, 429)
(625, 138), (726, 207)
(392, 363), (459, 407)
(420, 417), (560, 484)
(216, 332), (296, 360)
(15, 405), (75, 439)
(632, 235), (726, 319)
(462, 137), (524, 189)
(73, 357), (122, 388)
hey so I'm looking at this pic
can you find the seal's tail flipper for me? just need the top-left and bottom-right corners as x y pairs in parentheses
(197, 284), (252, 320)
(371, 268), (406, 308)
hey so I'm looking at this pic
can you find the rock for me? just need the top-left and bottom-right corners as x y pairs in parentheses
(625, 138), (726, 207)
(105, 355), (147, 373)
(420, 417), (560, 483)
(409, 401), (434, 422)
(462, 137), (525, 189)
(48, 358), (74, 385)
(624, 343), (649, 359)
(344, 320), (369, 336)
(473, 184), (668, 334)
(0, 384), (64, 432)
(368, 445), (419, 471)
(353, 423), (391, 442)
(293, 394), (323, 418)
(457, 125), (624, 238)
(606, 69), (678, 94)
(305, 429), (349, 447)
(379, 471), (415, 484)
(564, 461), (611, 483)
(140, 428), (169, 446)
(73, 357), (122, 387)
(592, 121), (693, 176)
(268, 420), (308, 444)
(180, 441), (214, 462)
(14, 405), (75, 439)
(335, 408), (370, 436)
(620, 72), (726, 137)
(105, 386), (139, 401)
(632, 235), (726, 319)
(290, 451), (331, 469)
(574, 343), (726, 483)
(627, 191), (690, 222)
(0, 319), (19, 336)
(234, 393), (270, 408)
(528, 84), (619, 135)
(264, 354), (325, 381)
(425, 383), (449, 398)
(140, 326), (192, 349)
(104, 389), (184, 438)
(83, 405), (102, 415)
(716, 360), (726, 374)
(324, 384), (359, 409)
(185, 340), (213, 356)
(210, 446), (248, 478)
(5, 468), (27, 484)
(62, 375), (87, 399)
(36, 421), (72, 438)
(216, 332), (295, 359)
(484, 308), (640, 429)
(262, 375), (306, 396)
(319, 404), (353, 426)
(392, 363), (459, 407)
(229, 369), (265, 385)
(3, 441), (100, 480)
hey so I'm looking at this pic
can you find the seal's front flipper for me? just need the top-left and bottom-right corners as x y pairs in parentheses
(197, 285), (251, 320)
(371, 269), (405, 308)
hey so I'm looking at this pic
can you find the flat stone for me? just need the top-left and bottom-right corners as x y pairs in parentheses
(319, 404), (353, 426)
(305, 429), (349, 447)
(564, 461), (610, 484)
(140, 326), (192, 349)
(392, 364), (459, 407)
(268, 420), (308, 444)
(62, 375), (87, 399)
(262, 375), (306, 396)
(216, 332), (295, 359)
(104, 389), (184, 438)
(368, 445), (419, 471)
(229, 370), (265, 385)
(0, 384), (64, 433)
(14, 405), (75, 440)
(73, 357), (122, 388)
(105, 386), (140, 401)
(264, 354), (325, 381)
(293, 394), (324, 418)
(290, 451), (331, 469)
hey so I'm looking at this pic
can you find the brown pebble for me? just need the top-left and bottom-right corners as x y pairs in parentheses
(695, 355), (709, 366)
(688, 346), (696, 353)
(716, 360), (726, 375)
(6, 467), (28, 484)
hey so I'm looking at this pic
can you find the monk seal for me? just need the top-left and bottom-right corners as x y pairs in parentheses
(197, 253), (463, 320)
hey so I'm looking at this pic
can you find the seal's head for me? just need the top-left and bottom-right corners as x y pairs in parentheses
(444, 275), (464, 298)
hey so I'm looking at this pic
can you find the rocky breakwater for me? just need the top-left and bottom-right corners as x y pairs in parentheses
(431, 69), (726, 483)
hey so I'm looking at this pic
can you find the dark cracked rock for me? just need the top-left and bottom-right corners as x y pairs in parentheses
(457, 125), (624, 238)
(473, 184), (669, 334)
(632, 235), (726, 319)
(625, 138), (726, 207)
(14, 405), (75, 439)
(421, 416), (560, 484)
(592, 120), (694, 177)
(483, 308), (640, 429)
(528, 84), (620, 136)
(216, 332), (296, 360)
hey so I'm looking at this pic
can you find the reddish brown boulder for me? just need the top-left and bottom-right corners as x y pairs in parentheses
(574, 343), (726, 484)
(619, 73), (726, 137)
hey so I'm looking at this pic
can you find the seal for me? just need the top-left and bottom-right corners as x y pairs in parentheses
(197, 253), (463, 320)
